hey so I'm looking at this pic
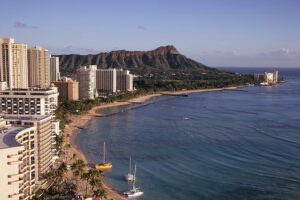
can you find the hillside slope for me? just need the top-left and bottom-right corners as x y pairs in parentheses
(56, 45), (217, 73)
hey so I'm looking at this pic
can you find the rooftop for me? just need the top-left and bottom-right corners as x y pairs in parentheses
(0, 126), (28, 149)
(4, 87), (57, 92)
(4, 115), (52, 121)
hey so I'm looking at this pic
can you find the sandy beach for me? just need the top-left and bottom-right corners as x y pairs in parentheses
(64, 86), (241, 199)
(64, 93), (162, 199)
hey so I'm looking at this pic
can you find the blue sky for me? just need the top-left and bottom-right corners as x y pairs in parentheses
(1, 0), (299, 67)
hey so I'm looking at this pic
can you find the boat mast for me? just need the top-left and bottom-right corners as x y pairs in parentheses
(129, 157), (132, 174)
(103, 142), (106, 163)
(133, 164), (136, 190)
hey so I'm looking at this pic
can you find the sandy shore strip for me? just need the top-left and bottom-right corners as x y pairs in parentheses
(64, 94), (163, 199)
(159, 86), (239, 95)
(65, 86), (242, 199)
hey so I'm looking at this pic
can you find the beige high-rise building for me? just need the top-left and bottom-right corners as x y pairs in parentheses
(53, 77), (79, 101)
(0, 38), (28, 89)
(28, 46), (50, 88)
(96, 68), (117, 93)
(50, 56), (60, 82)
(76, 65), (97, 100)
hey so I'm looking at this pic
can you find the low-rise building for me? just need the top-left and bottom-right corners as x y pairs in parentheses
(53, 77), (79, 101)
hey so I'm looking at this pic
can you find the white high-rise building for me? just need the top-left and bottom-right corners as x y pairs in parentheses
(0, 117), (37, 200)
(0, 86), (59, 115)
(50, 56), (60, 82)
(76, 66), (134, 98)
(0, 115), (56, 200)
(76, 65), (97, 99)
(28, 46), (51, 88)
(264, 70), (279, 84)
(95, 68), (133, 94)
(5, 115), (54, 183)
(0, 38), (28, 89)
(116, 69), (134, 92)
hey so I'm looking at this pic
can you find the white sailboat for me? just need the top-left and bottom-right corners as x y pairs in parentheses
(123, 164), (144, 198)
(125, 157), (135, 182)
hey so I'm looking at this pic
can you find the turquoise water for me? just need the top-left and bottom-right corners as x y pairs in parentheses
(76, 68), (300, 200)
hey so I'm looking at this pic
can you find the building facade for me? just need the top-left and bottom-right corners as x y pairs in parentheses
(76, 66), (134, 98)
(76, 65), (97, 100)
(5, 115), (54, 185)
(0, 38), (28, 89)
(96, 68), (117, 94)
(0, 86), (59, 115)
(0, 117), (37, 200)
(50, 56), (60, 82)
(28, 46), (51, 89)
(53, 78), (79, 101)
(116, 69), (134, 92)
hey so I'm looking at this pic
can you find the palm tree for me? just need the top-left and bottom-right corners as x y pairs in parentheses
(71, 159), (85, 179)
(93, 188), (107, 199)
(81, 170), (93, 197)
(89, 174), (102, 191)
(64, 182), (77, 198)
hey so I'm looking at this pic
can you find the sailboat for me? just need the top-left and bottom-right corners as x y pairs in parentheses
(125, 157), (135, 182)
(95, 142), (112, 170)
(123, 164), (144, 198)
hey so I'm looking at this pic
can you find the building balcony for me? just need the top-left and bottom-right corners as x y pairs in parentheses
(7, 159), (23, 165)
(8, 192), (23, 199)
(8, 173), (23, 180)
(8, 177), (23, 185)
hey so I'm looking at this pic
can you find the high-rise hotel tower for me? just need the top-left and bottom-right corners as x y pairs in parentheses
(50, 56), (60, 82)
(28, 46), (51, 88)
(0, 38), (28, 89)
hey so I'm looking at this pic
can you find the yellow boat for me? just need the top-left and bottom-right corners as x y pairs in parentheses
(95, 142), (112, 170)
(95, 162), (112, 170)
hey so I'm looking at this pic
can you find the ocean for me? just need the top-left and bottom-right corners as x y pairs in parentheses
(75, 67), (300, 200)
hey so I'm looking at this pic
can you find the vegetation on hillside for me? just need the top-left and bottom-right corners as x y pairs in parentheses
(56, 45), (210, 73)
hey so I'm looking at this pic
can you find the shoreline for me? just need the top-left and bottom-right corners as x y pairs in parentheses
(65, 86), (241, 199)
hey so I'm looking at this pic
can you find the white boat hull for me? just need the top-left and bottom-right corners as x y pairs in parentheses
(124, 191), (144, 198)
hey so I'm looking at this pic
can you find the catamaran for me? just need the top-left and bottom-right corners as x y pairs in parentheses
(95, 142), (112, 170)
(123, 164), (144, 198)
(125, 157), (135, 182)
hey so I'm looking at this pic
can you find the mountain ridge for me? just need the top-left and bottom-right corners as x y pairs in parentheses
(55, 45), (217, 74)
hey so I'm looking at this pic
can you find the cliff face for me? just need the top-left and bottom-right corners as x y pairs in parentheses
(56, 45), (217, 73)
